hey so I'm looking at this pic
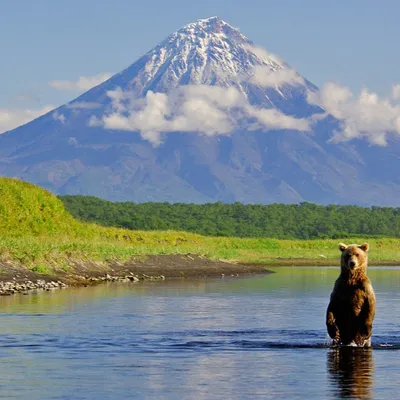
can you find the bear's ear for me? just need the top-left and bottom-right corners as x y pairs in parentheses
(339, 243), (347, 252)
(359, 243), (370, 252)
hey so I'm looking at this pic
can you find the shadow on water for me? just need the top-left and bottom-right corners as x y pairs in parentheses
(327, 347), (374, 399)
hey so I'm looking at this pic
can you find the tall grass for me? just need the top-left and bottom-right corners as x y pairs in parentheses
(1, 234), (399, 270)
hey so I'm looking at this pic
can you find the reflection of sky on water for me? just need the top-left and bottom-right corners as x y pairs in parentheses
(0, 268), (397, 398)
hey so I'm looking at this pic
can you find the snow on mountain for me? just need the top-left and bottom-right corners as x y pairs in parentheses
(68, 16), (314, 108)
(66, 17), (319, 145)
(125, 16), (283, 92)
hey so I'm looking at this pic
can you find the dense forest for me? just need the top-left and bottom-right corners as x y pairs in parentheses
(59, 196), (400, 239)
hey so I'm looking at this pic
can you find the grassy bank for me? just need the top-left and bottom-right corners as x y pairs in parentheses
(1, 233), (400, 272)
(1, 178), (399, 274)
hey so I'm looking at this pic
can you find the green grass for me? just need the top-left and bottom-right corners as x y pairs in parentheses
(30, 264), (53, 275)
(0, 234), (399, 270)
(0, 177), (81, 236)
(0, 177), (399, 271)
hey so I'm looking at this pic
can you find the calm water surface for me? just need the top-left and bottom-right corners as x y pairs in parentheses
(0, 266), (399, 399)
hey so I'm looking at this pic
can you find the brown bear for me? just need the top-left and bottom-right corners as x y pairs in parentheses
(326, 243), (376, 347)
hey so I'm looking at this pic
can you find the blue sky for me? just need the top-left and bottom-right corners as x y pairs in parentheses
(1, 0), (399, 132)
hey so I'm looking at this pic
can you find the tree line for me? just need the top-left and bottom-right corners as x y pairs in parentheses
(59, 195), (400, 239)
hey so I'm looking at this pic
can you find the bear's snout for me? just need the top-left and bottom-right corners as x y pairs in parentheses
(349, 260), (356, 268)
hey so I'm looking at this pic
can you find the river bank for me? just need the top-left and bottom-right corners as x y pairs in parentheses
(1, 252), (398, 296)
(0, 253), (273, 295)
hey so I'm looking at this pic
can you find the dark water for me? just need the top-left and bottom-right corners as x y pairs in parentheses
(0, 267), (399, 399)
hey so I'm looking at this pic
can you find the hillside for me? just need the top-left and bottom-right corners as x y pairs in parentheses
(0, 177), (81, 236)
(0, 177), (200, 244)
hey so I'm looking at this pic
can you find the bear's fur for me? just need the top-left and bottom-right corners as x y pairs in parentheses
(326, 243), (376, 347)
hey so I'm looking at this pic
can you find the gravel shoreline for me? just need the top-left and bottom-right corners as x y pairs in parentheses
(0, 254), (271, 296)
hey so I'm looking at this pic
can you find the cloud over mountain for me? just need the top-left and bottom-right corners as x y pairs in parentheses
(0, 105), (55, 134)
(92, 85), (310, 145)
(49, 73), (112, 92)
(308, 82), (400, 146)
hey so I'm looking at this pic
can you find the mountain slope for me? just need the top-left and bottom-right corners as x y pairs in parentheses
(0, 17), (399, 206)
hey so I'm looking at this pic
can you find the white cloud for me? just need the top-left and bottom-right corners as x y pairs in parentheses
(93, 85), (309, 145)
(53, 110), (66, 124)
(239, 44), (305, 90)
(49, 73), (112, 92)
(243, 44), (283, 66)
(249, 65), (305, 88)
(15, 93), (41, 103)
(68, 137), (78, 146)
(181, 85), (246, 108)
(245, 105), (310, 131)
(66, 101), (102, 109)
(392, 84), (400, 101)
(0, 105), (55, 134)
(308, 82), (400, 146)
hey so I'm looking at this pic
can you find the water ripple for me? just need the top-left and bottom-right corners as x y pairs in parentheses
(0, 330), (398, 354)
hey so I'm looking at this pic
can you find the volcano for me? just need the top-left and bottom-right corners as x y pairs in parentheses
(0, 16), (399, 205)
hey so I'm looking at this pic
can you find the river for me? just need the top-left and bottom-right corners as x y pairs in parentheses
(0, 266), (399, 399)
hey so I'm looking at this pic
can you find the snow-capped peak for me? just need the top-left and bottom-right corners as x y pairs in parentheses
(115, 17), (290, 97)
(177, 16), (247, 43)
(94, 15), (312, 109)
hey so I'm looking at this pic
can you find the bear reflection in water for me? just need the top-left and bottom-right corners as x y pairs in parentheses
(327, 347), (374, 399)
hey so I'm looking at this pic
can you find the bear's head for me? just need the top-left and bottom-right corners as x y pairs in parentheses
(338, 242), (369, 272)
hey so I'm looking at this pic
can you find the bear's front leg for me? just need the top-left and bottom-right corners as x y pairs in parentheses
(360, 322), (373, 339)
(357, 285), (376, 347)
(326, 302), (339, 342)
